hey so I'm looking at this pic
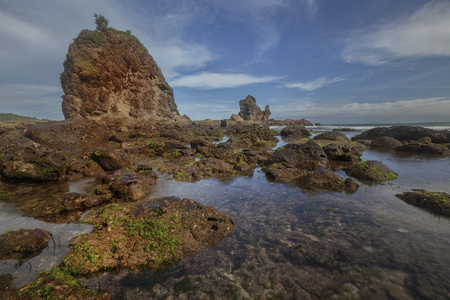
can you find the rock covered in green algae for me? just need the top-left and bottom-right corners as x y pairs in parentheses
(0, 228), (52, 261)
(346, 160), (398, 183)
(299, 169), (359, 193)
(280, 125), (311, 138)
(396, 189), (450, 217)
(16, 267), (111, 300)
(62, 197), (234, 275)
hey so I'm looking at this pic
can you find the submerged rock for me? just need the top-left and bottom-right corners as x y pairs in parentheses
(346, 160), (398, 183)
(299, 169), (359, 193)
(62, 197), (234, 275)
(395, 189), (450, 217)
(0, 228), (52, 261)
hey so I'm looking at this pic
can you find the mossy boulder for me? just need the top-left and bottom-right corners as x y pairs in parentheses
(0, 229), (52, 261)
(370, 136), (403, 149)
(62, 197), (234, 275)
(299, 169), (359, 193)
(395, 189), (450, 217)
(346, 160), (398, 183)
(280, 125), (311, 138)
(313, 131), (350, 142)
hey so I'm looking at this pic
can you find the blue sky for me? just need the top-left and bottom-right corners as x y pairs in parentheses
(1, 0), (450, 124)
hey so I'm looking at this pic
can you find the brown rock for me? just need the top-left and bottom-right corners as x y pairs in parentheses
(60, 28), (185, 124)
(237, 95), (271, 121)
(0, 229), (52, 261)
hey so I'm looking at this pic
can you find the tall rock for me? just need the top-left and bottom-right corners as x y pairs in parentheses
(237, 95), (271, 122)
(60, 28), (184, 124)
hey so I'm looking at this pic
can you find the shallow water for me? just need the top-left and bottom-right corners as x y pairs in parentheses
(1, 142), (450, 298)
(87, 151), (450, 299)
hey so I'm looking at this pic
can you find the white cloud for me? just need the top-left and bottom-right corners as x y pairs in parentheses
(282, 77), (344, 91)
(170, 72), (283, 89)
(272, 97), (450, 123)
(342, 2), (450, 65)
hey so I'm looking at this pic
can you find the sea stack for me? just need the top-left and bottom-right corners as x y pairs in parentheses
(237, 95), (271, 122)
(60, 27), (185, 124)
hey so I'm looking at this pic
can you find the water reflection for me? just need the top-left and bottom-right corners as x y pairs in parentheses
(86, 157), (450, 299)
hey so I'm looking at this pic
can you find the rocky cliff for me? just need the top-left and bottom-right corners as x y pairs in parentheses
(237, 95), (271, 122)
(60, 28), (185, 124)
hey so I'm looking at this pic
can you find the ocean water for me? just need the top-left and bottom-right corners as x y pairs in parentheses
(1, 125), (450, 299)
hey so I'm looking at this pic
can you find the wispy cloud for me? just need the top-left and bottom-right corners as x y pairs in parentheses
(170, 72), (283, 89)
(281, 77), (344, 91)
(272, 97), (450, 123)
(342, 2), (450, 65)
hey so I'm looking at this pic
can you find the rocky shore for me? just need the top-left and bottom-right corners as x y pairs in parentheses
(2, 23), (450, 299)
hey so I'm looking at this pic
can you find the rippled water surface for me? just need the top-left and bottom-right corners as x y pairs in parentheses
(1, 139), (450, 299)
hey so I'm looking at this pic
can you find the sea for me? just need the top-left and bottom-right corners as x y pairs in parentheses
(1, 122), (449, 299)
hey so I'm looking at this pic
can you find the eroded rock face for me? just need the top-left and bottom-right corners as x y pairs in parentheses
(237, 95), (271, 121)
(60, 28), (184, 124)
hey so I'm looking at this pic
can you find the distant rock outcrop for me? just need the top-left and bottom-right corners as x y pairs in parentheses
(60, 28), (185, 124)
(236, 95), (271, 122)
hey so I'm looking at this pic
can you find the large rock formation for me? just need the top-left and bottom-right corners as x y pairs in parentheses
(237, 95), (271, 122)
(60, 28), (185, 124)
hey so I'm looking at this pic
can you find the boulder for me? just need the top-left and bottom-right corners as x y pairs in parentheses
(90, 147), (131, 171)
(352, 125), (450, 143)
(60, 28), (186, 125)
(395, 142), (450, 155)
(395, 189), (450, 217)
(313, 131), (350, 142)
(24, 119), (112, 152)
(0, 228), (52, 261)
(322, 143), (363, 161)
(346, 160), (398, 183)
(32, 192), (109, 222)
(61, 197), (234, 275)
(281, 119), (313, 126)
(370, 136), (403, 149)
(95, 169), (158, 201)
(280, 125), (311, 138)
(299, 169), (359, 193)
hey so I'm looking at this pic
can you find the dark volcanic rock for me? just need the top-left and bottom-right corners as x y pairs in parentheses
(346, 160), (398, 183)
(280, 125), (311, 138)
(32, 192), (109, 222)
(370, 136), (403, 149)
(0, 144), (68, 182)
(322, 143), (363, 162)
(395, 189), (450, 217)
(237, 95), (271, 121)
(24, 119), (112, 152)
(395, 142), (450, 155)
(0, 228), (52, 261)
(95, 169), (157, 201)
(91, 147), (131, 171)
(314, 131), (350, 142)
(352, 125), (450, 143)
(60, 28), (186, 125)
(62, 197), (234, 275)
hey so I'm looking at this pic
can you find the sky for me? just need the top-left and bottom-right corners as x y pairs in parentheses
(1, 0), (450, 124)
